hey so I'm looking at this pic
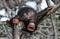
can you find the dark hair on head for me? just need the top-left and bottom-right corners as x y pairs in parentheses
(17, 7), (37, 20)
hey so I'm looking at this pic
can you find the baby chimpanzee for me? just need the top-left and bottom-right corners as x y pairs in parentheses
(6, 6), (53, 34)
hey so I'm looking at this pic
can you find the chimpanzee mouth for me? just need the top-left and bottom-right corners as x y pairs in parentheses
(29, 27), (34, 29)
(27, 22), (35, 31)
(27, 26), (35, 31)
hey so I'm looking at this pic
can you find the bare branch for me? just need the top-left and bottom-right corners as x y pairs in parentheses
(38, 3), (60, 23)
(3, 0), (11, 10)
(41, 3), (60, 22)
(47, 3), (60, 16)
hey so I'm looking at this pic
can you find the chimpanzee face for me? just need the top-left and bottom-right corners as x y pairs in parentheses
(27, 22), (35, 32)
(22, 11), (37, 32)
(23, 19), (37, 33)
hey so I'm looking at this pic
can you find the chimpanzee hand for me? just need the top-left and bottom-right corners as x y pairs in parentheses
(6, 17), (20, 27)
(12, 18), (20, 26)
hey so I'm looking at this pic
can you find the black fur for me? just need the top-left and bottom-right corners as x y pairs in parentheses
(17, 7), (38, 33)
(8, 7), (52, 34)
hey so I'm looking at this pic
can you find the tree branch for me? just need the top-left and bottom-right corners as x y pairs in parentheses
(39, 3), (60, 23)
(3, 0), (11, 10)
(47, 3), (60, 16)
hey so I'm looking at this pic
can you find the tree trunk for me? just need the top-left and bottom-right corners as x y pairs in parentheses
(13, 26), (20, 39)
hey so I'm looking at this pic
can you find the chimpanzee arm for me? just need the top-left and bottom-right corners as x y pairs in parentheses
(37, 6), (53, 23)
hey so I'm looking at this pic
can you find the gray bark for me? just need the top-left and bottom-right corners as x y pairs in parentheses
(13, 26), (20, 39)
